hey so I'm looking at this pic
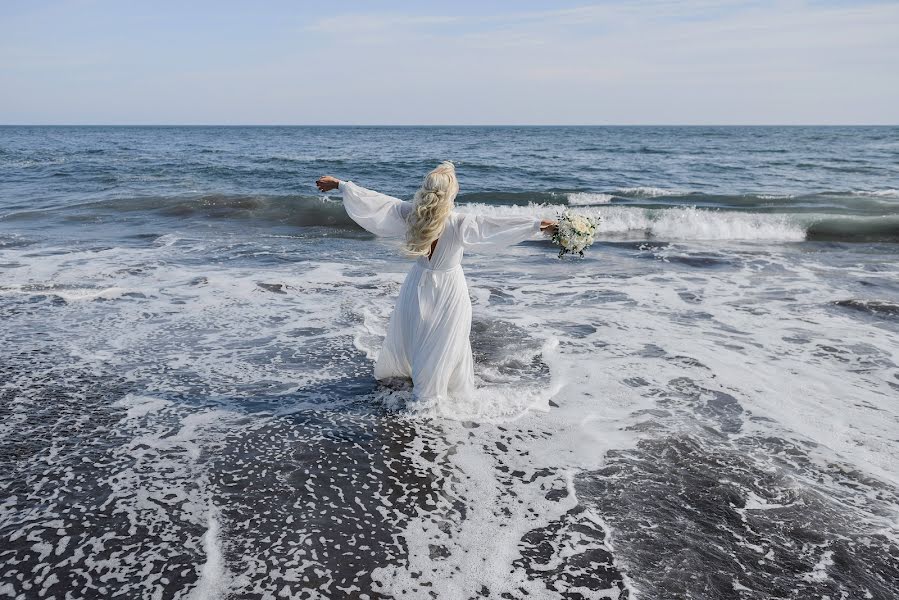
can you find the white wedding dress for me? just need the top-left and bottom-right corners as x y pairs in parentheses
(339, 180), (544, 406)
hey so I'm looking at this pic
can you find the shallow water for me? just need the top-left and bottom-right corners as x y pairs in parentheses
(1, 126), (898, 599)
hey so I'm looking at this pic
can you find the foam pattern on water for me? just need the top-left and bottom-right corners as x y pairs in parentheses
(2, 226), (899, 599)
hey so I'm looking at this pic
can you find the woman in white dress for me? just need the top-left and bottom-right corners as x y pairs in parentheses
(316, 162), (557, 408)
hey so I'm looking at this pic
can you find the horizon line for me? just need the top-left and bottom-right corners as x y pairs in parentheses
(1, 123), (898, 128)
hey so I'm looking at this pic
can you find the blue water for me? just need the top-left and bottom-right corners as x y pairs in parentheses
(1, 126), (898, 599)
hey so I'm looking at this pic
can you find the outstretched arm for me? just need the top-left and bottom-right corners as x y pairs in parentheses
(316, 176), (411, 237)
(459, 213), (558, 250)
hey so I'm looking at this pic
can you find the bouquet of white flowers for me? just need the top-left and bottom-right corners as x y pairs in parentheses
(552, 209), (599, 258)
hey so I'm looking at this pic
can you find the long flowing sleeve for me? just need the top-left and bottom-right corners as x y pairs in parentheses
(458, 213), (544, 250)
(339, 180), (411, 237)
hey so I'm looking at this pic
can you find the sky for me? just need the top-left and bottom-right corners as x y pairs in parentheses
(1, 0), (898, 125)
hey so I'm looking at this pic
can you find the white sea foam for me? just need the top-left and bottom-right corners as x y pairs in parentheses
(113, 394), (171, 419)
(614, 186), (679, 197)
(4, 213), (898, 597)
(852, 188), (899, 198)
(0, 284), (131, 302)
(567, 192), (614, 205)
(638, 206), (805, 241)
(376, 244), (899, 597)
(371, 406), (639, 598)
(741, 490), (787, 511)
(802, 550), (834, 583)
(757, 193), (798, 200)
(459, 203), (808, 241)
(365, 248), (686, 597)
(188, 504), (230, 600)
(154, 233), (180, 247)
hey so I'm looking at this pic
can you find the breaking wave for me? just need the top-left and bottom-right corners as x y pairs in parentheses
(567, 192), (614, 206)
(460, 204), (807, 242)
(806, 216), (899, 243)
(460, 204), (898, 243)
(0, 194), (358, 228)
(4, 193), (898, 243)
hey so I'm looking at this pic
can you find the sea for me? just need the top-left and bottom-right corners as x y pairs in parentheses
(1, 126), (897, 599)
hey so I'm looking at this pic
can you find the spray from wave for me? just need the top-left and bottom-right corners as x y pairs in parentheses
(567, 192), (614, 206)
(460, 204), (808, 242)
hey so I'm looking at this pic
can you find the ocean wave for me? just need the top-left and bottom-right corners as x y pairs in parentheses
(578, 189), (899, 215)
(613, 186), (682, 198)
(456, 191), (563, 205)
(11, 188), (898, 219)
(458, 204), (805, 241)
(806, 215), (899, 243)
(587, 206), (806, 242)
(567, 192), (613, 206)
(6, 193), (898, 243)
(468, 188), (862, 211)
(756, 193), (798, 200)
(833, 299), (899, 319)
(568, 187), (899, 208)
(851, 189), (899, 199)
(460, 204), (899, 243)
(0, 194), (359, 229)
(2, 156), (69, 169)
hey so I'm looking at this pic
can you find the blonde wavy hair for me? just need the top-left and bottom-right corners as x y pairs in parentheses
(404, 161), (459, 257)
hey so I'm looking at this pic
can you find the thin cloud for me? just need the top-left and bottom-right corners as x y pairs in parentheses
(304, 14), (462, 34)
(1, 0), (897, 124)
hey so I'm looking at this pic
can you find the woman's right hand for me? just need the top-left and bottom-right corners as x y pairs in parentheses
(540, 219), (558, 235)
(316, 176), (340, 192)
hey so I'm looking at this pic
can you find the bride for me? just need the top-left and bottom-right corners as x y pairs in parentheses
(316, 161), (557, 408)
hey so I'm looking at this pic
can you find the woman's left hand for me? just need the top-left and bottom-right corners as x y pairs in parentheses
(316, 176), (340, 192)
